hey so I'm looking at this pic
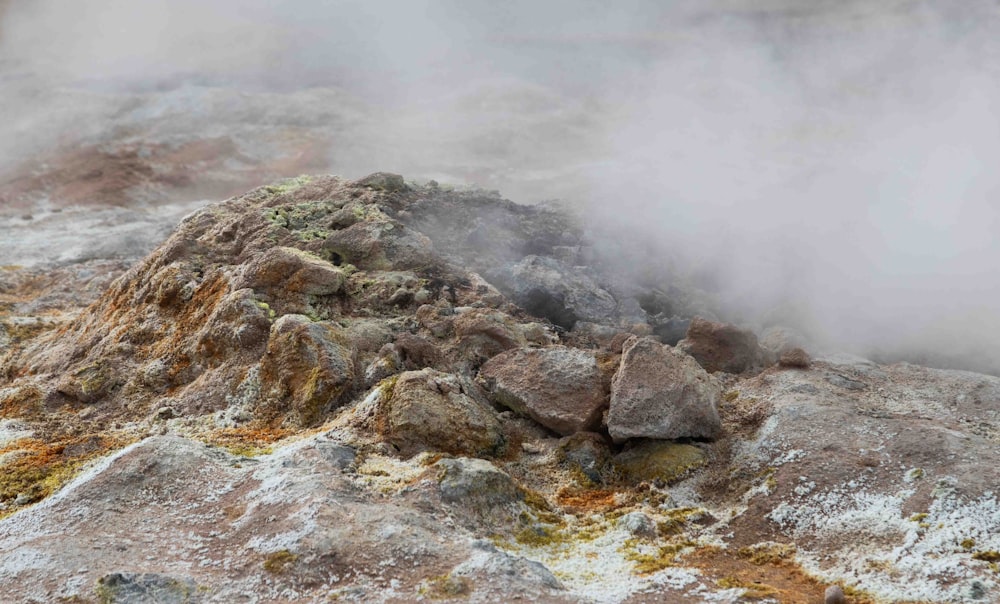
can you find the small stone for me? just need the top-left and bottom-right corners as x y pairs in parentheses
(617, 511), (656, 538)
(824, 585), (846, 604)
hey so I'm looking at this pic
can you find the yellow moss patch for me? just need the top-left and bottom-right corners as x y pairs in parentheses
(715, 575), (779, 599)
(204, 425), (292, 457)
(972, 550), (1000, 562)
(737, 542), (797, 565)
(262, 549), (298, 574)
(419, 573), (471, 599)
(621, 537), (696, 574)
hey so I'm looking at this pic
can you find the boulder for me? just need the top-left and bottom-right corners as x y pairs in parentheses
(678, 317), (772, 374)
(436, 457), (524, 507)
(379, 369), (505, 457)
(478, 346), (607, 436)
(258, 314), (356, 426)
(607, 336), (722, 443)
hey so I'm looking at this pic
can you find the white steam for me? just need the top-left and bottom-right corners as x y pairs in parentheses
(3, 0), (1000, 370)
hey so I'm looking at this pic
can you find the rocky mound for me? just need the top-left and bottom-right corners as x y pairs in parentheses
(1, 174), (999, 603)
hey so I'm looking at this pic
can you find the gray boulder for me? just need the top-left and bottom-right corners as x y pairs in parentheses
(607, 336), (722, 443)
(477, 346), (607, 436)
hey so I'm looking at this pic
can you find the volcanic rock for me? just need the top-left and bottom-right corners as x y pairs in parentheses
(607, 336), (722, 443)
(258, 314), (356, 426)
(678, 316), (773, 374)
(373, 369), (505, 458)
(477, 346), (607, 436)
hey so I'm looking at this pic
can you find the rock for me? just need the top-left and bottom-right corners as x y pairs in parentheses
(779, 347), (811, 368)
(824, 584), (846, 604)
(678, 317), (772, 374)
(378, 369), (505, 457)
(495, 255), (617, 329)
(96, 572), (200, 604)
(323, 217), (434, 271)
(354, 172), (406, 192)
(478, 346), (607, 436)
(613, 440), (707, 484)
(617, 511), (657, 538)
(238, 246), (346, 298)
(258, 314), (356, 426)
(555, 431), (613, 486)
(607, 336), (722, 443)
(436, 457), (524, 507)
(447, 543), (566, 597)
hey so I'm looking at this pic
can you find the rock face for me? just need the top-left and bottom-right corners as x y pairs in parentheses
(678, 316), (773, 374)
(608, 336), (723, 443)
(477, 346), (607, 436)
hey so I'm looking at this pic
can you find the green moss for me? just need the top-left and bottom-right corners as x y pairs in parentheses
(961, 538), (977, 550)
(909, 513), (928, 522)
(723, 390), (740, 402)
(263, 549), (298, 573)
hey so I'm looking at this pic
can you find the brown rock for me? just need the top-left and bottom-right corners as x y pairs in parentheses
(779, 347), (811, 369)
(678, 316), (772, 374)
(478, 346), (607, 436)
(607, 336), (722, 443)
(380, 369), (505, 458)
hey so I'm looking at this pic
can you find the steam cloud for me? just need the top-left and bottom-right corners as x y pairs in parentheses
(3, 0), (1000, 372)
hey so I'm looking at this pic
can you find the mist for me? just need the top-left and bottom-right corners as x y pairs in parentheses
(3, 0), (1000, 372)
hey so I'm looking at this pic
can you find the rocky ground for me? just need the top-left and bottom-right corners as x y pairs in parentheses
(0, 174), (998, 603)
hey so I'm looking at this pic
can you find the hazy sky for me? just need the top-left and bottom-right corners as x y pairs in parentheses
(3, 0), (1000, 370)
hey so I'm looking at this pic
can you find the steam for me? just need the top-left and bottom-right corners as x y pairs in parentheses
(3, 0), (1000, 371)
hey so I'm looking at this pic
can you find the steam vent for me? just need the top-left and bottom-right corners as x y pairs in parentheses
(0, 173), (997, 603)
(5, 0), (1000, 601)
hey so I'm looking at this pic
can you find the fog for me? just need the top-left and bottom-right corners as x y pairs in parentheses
(3, 0), (1000, 371)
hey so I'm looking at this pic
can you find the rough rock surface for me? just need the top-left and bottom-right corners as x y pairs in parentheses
(478, 346), (607, 436)
(608, 336), (723, 443)
(678, 316), (773, 374)
(371, 369), (505, 458)
(4, 174), (1000, 603)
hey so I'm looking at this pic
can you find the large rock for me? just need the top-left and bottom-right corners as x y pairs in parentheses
(477, 346), (607, 435)
(607, 336), (722, 443)
(678, 316), (772, 374)
(377, 369), (505, 457)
